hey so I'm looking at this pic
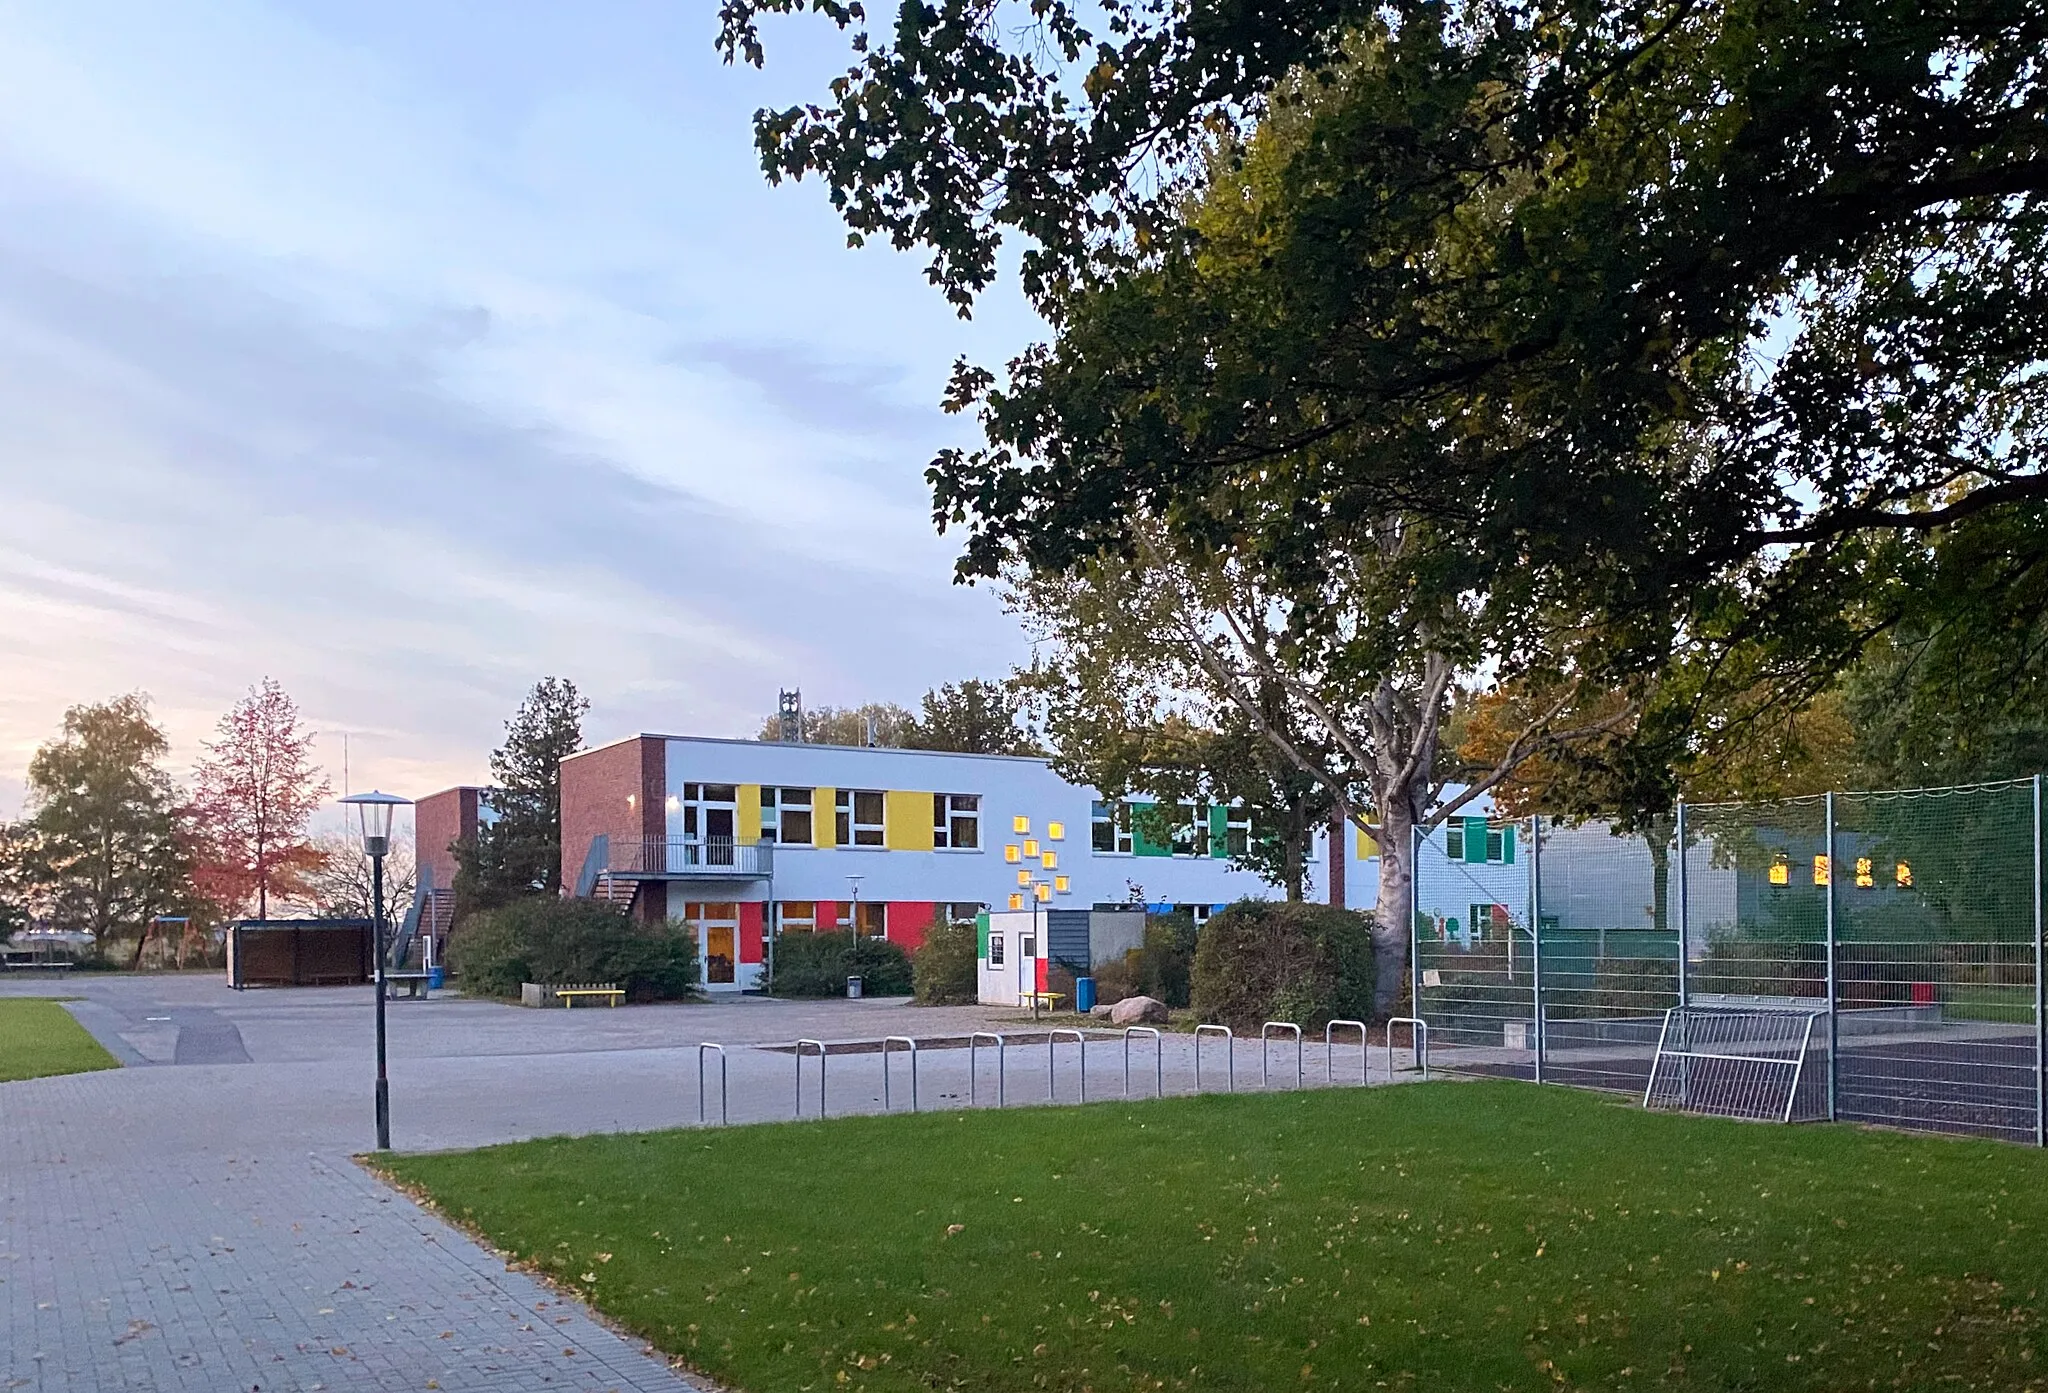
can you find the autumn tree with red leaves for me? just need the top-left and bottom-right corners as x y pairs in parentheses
(189, 678), (331, 919)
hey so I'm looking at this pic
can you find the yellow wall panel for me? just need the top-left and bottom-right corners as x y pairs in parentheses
(812, 787), (835, 847)
(1356, 827), (1380, 861)
(885, 790), (935, 851)
(737, 784), (761, 845)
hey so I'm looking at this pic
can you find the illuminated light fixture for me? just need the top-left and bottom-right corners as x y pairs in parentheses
(1005, 845), (1021, 864)
(1768, 858), (1790, 886)
(1034, 882), (1052, 903)
(1017, 869), (1033, 887)
(1054, 875), (1070, 894)
(1896, 861), (1914, 888)
(1855, 857), (1874, 889)
(1013, 815), (1030, 834)
(627, 793), (637, 808)
(1812, 854), (1831, 887)
(1047, 821), (1065, 841)
(1024, 839), (1039, 858)
(665, 795), (680, 811)
(1041, 851), (1057, 870)
(1008, 893), (1025, 911)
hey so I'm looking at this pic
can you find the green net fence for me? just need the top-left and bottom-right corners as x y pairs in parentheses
(1413, 779), (2045, 1142)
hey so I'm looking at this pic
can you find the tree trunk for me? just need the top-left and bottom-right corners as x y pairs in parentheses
(1371, 802), (1415, 1018)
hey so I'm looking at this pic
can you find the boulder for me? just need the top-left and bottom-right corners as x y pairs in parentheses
(1088, 1003), (1115, 1019)
(1109, 995), (1170, 1026)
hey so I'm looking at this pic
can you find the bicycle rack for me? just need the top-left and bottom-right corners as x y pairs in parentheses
(969, 1031), (1006, 1107)
(1123, 1026), (1162, 1098)
(697, 1042), (727, 1125)
(1325, 1019), (1369, 1085)
(794, 1038), (826, 1118)
(1048, 1028), (1087, 1103)
(1385, 1016), (1429, 1080)
(882, 1035), (918, 1112)
(1260, 1022), (1303, 1090)
(1194, 1024), (1234, 1093)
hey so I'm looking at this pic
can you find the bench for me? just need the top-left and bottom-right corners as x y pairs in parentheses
(386, 971), (431, 999)
(557, 987), (625, 1009)
(1020, 990), (1066, 1018)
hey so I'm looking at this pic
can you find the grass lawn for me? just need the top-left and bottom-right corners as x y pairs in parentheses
(380, 1082), (2048, 1392)
(0, 997), (119, 1082)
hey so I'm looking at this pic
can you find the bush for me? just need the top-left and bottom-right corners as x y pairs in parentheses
(912, 919), (979, 1004)
(1190, 900), (1375, 1032)
(1095, 914), (1200, 1007)
(768, 931), (913, 998)
(448, 898), (699, 1001)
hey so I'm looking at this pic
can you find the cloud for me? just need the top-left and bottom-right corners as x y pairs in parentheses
(0, 0), (1036, 815)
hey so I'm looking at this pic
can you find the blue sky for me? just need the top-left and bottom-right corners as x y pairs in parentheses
(0, 0), (1042, 814)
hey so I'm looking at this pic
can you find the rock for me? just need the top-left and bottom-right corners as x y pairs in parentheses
(1088, 1003), (1115, 1019)
(1109, 995), (1170, 1026)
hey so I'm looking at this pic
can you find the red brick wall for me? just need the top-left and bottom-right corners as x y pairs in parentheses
(558, 736), (665, 911)
(413, 787), (479, 894)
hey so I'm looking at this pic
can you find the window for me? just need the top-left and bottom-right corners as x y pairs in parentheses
(778, 901), (816, 935)
(933, 793), (981, 849)
(1224, 806), (1253, 859)
(1445, 818), (1513, 864)
(1169, 800), (1209, 857)
(855, 902), (886, 938)
(835, 789), (885, 847)
(1091, 800), (1133, 853)
(760, 787), (812, 844)
(943, 901), (983, 924)
(1021, 935), (1036, 959)
(989, 934), (1005, 966)
(1445, 822), (1462, 859)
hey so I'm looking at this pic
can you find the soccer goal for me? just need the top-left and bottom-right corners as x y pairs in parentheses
(1642, 1006), (1825, 1123)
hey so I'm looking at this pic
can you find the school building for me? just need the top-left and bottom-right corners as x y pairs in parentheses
(414, 730), (1531, 993)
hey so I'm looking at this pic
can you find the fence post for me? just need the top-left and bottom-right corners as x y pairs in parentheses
(1409, 821), (1422, 1071)
(1824, 791), (1838, 1123)
(2034, 774), (2044, 1148)
(1674, 801), (1689, 1011)
(1531, 813), (1544, 1085)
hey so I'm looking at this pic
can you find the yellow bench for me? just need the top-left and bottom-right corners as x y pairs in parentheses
(1020, 991), (1066, 1018)
(557, 987), (624, 1008)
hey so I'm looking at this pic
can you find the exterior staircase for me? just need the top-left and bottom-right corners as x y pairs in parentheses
(589, 874), (638, 915)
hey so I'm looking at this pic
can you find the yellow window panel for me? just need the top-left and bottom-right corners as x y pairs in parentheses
(1768, 859), (1790, 886)
(1356, 827), (1380, 860)
(1041, 851), (1057, 870)
(1017, 868), (1032, 887)
(1855, 857), (1874, 888)
(1812, 854), (1831, 887)
(1896, 861), (1914, 888)
(1034, 882), (1052, 902)
(1013, 814), (1030, 834)
(1054, 875), (1070, 893)
(1047, 821), (1065, 841)
(1023, 839), (1039, 858)
(883, 789), (936, 850)
(1008, 893), (1025, 911)
(812, 787), (836, 847)
(1005, 844), (1021, 863)
(736, 784), (761, 845)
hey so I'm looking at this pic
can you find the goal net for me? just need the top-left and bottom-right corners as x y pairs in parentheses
(1643, 1006), (1826, 1123)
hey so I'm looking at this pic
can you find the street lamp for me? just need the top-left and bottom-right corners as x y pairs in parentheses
(341, 790), (411, 1150)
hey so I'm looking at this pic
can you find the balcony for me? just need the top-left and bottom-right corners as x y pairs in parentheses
(582, 835), (774, 886)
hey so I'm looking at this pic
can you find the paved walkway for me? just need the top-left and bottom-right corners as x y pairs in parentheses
(1, 977), (1402, 1391)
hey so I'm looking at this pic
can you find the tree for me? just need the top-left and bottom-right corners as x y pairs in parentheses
(908, 680), (1037, 755)
(187, 677), (331, 920)
(454, 678), (588, 909)
(725, 0), (2048, 825)
(21, 695), (190, 957)
(757, 701), (917, 747)
(0, 821), (29, 944)
(299, 830), (417, 925)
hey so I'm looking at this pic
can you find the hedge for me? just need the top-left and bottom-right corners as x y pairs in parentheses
(1190, 900), (1376, 1031)
(448, 898), (699, 1001)
(768, 931), (913, 997)
(912, 919), (979, 1004)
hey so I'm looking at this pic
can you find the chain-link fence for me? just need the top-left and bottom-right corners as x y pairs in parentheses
(1412, 778), (2046, 1144)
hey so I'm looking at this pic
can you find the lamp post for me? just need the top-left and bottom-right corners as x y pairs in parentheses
(341, 790), (411, 1151)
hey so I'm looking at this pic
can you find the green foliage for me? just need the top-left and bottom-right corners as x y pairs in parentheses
(768, 931), (913, 998)
(388, 1081), (2048, 1392)
(447, 899), (698, 1001)
(23, 694), (191, 954)
(1191, 900), (1374, 1031)
(454, 677), (587, 913)
(911, 919), (978, 1004)
(1095, 913), (1199, 1007)
(909, 680), (1037, 755)
(0, 999), (119, 1082)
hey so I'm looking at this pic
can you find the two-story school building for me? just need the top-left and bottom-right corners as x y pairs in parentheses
(415, 728), (1537, 993)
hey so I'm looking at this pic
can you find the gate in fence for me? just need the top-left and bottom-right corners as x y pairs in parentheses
(1413, 776), (2046, 1143)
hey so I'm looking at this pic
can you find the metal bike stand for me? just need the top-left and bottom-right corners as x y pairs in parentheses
(1194, 1024), (1235, 1093)
(697, 1042), (727, 1125)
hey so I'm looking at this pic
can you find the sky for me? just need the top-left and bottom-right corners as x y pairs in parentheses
(0, 0), (1045, 820)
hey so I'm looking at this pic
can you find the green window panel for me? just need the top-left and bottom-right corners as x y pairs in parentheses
(1501, 824), (1516, 864)
(1463, 816), (1490, 863)
(1208, 804), (1229, 858)
(976, 910), (990, 958)
(1130, 801), (1172, 857)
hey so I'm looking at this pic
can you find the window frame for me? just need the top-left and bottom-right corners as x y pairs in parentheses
(1090, 799), (1133, 854)
(835, 789), (886, 847)
(933, 792), (981, 850)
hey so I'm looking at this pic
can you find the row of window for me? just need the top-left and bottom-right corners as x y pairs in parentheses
(746, 787), (986, 849)
(1089, 800), (1253, 857)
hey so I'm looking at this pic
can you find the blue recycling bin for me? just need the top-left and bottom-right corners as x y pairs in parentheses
(1075, 976), (1096, 1013)
(427, 966), (446, 991)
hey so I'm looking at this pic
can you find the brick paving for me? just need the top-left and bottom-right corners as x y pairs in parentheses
(0, 977), (1401, 1391)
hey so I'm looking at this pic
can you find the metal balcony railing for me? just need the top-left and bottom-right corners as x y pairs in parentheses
(605, 836), (774, 879)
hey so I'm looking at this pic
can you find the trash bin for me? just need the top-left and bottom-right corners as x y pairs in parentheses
(846, 975), (864, 999)
(427, 966), (446, 991)
(1075, 976), (1096, 1013)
